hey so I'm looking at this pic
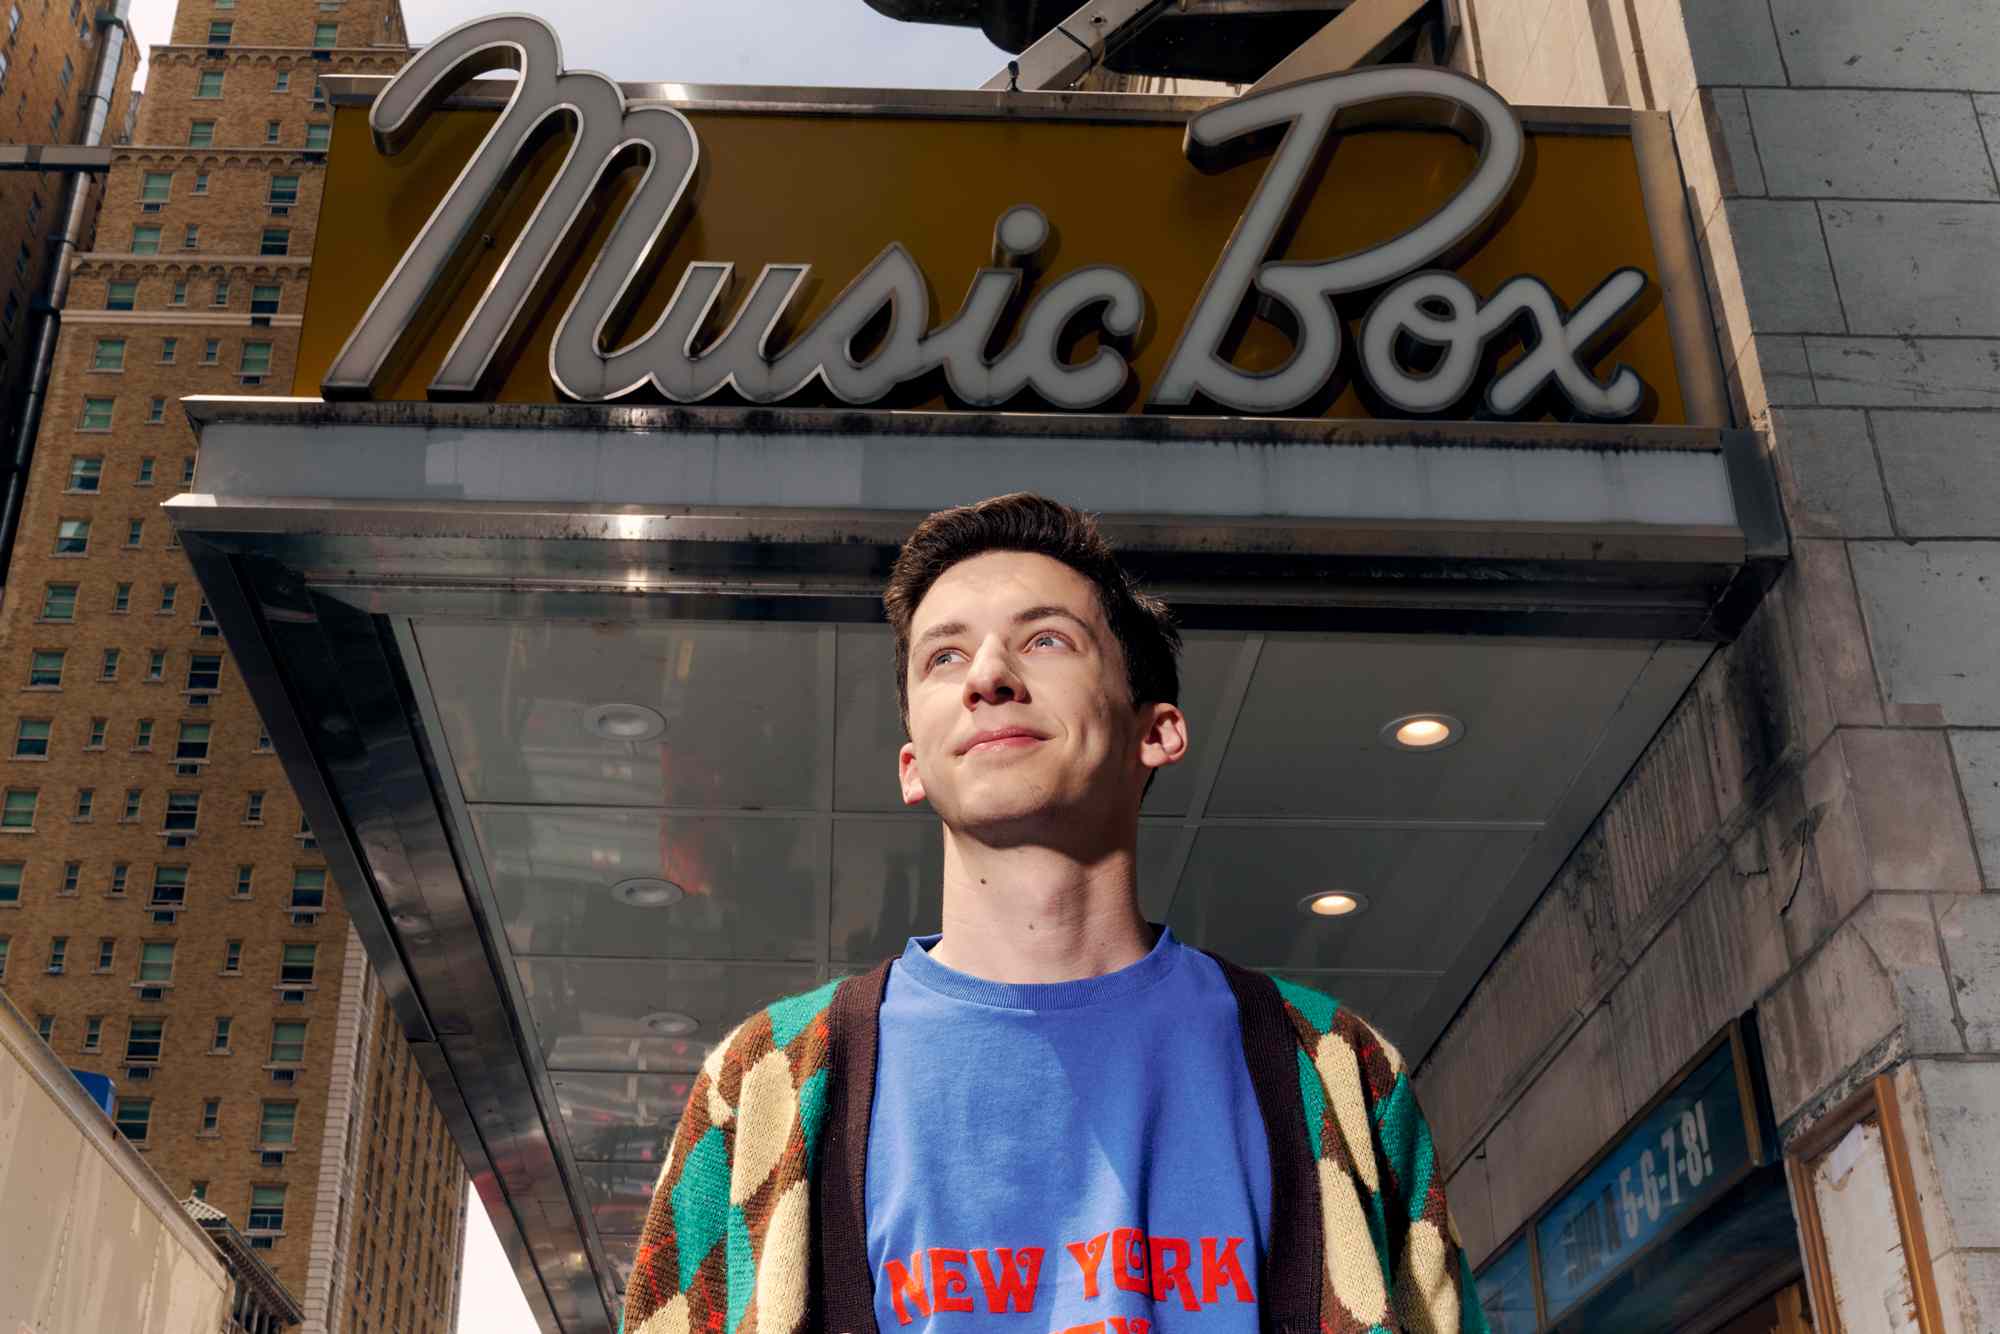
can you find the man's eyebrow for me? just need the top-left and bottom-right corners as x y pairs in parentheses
(912, 605), (1098, 652)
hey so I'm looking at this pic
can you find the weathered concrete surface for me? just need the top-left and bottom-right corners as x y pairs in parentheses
(1807, 339), (2000, 410)
(1820, 203), (2000, 337)
(1767, 0), (2000, 89)
(1747, 90), (1999, 201)
(1840, 730), (1984, 893)
(1851, 543), (2000, 727)
(1871, 410), (2000, 537)
(1766, 407), (1893, 539)
(1935, 895), (2000, 1051)
(1482, 1005), (1634, 1243)
(1947, 732), (2000, 890)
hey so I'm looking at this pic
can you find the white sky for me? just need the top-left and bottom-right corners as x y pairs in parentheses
(112, 2), (1000, 1326)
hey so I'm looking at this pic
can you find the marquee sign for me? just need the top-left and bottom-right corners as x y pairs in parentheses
(298, 15), (1713, 425)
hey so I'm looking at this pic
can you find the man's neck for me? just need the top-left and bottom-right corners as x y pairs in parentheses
(925, 831), (1156, 984)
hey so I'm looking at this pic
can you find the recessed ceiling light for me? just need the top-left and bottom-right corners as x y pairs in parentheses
(612, 877), (684, 909)
(641, 1011), (699, 1037)
(1298, 891), (1369, 918)
(1380, 712), (1465, 752)
(583, 702), (667, 743)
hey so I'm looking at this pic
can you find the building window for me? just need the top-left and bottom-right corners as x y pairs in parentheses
(176, 723), (211, 762)
(248, 1184), (286, 1231)
(250, 284), (279, 315)
(188, 120), (214, 147)
(40, 584), (76, 621)
(83, 1016), (101, 1051)
(67, 456), (101, 491)
(134, 719), (154, 749)
(53, 518), (88, 554)
(260, 228), (289, 256)
(158, 584), (176, 614)
(28, 651), (63, 687)
(183, 224), (199, 250)
(312, 21), (336, 47)
(112, 583), (130, 612)
(181, 457), (195, 486)
(200, 1098), (220, 1133)
(223, 939), (242, 972)
(305, 122), (330, 151)
(121, 788), (141, 821)
(139, 171), (170, 203)
(259, 1101), (296, 1146)
(270, 1020), (305, 1064)
(0, 937), (8, 976)
(269, 175), (299, 206)
(105, 281), (136, 311)
(114, 1097), (151, 1143)
(192, 171), (208, 195)
(187, 654), (222, 691)
(87, 720), (108, 750)
(92, 337), (124, 370)
(138, 458), (155, 483)
(125, 1017), (163, 1062)
(147, 397), (164, 423)
(164, 791), (200, 833)
(289, 868), (326, 911)
(190, 1181), (206, 1201)
(211, 1017), (231, 1052)
(279, 943), (315, 985)
(241, 342), (271, 376)
(147, 651), (165, 681)
(254, 730), (271, 752)
(109, 862), (127, 894)
(126, 517), (143, 546)
(150, 866), (185, 907)
(130, 226), (161, 255)
(96, 938), (114, 970)
(264, 119), (280, 145)
(170, 279), (187, 305)
(245, 790), (264, 823)
(195, 70), (223, 98)
(35, 1015), (54, 1043)
(206, 19), (229, 42)
(60, 862), (80, 894)
(2, 789), (37, 830)
(0, 865), (17, 904)
(58, 54), (73, 92)
(273, 69), (289, 92)
(160, 336), (177, 364)
(138, 941), (174, 983)
(201, 337), (220, 362)
(101, 648), (121, 681)
(234, 865), (252, 897)
(72, 787), (93, 819)
(13, 719), (49, 758)
(79, 397), (113, 430)
(46, 937), (67, 974)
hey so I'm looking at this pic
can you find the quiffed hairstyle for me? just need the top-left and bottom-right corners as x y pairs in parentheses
(883, 493), (1182, 736)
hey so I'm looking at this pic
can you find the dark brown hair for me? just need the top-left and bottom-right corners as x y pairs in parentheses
(883, 492), (1182, 736)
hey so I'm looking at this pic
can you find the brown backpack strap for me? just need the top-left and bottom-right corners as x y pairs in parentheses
(1203, 951), (1324, 1334)
(810, 959), (893, 1334)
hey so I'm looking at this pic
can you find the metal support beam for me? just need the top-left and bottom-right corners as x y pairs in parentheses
(0, 145), (114, 172)
(1246, 0), (1432, 92)
(980, 0), (1171, 91)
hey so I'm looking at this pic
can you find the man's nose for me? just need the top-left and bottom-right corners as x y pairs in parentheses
(964, 634), (1025, 706)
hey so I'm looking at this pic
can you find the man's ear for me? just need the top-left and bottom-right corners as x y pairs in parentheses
(1138, 701), (1189, 774)
(898, 741), (928, 806)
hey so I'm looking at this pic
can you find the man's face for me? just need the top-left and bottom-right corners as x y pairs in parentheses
(897, 550), (1185, 841)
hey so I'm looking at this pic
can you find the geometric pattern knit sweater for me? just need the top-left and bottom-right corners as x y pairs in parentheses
(620, 953), (1489, 1334)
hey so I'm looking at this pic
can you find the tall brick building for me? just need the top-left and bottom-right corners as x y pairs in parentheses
(0, 0), (139, 524)
(0, 0), (471, 1330)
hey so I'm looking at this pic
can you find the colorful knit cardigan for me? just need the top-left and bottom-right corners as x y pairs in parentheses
(621, 953), (1488, 1334)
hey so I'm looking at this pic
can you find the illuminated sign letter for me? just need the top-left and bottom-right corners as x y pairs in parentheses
(321, 15), (698, 398)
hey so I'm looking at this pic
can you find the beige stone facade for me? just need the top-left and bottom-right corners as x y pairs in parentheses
(0, 0), (466, 1330)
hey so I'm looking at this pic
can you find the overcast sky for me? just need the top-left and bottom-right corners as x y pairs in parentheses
(113, 3), (1001, 1327)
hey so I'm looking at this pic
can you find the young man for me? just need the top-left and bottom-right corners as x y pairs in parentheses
(622, 494), (1486, 1334)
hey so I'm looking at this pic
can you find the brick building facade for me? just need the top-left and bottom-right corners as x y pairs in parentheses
(0, 0), (138, 526)
(0, 1), (470, 1331)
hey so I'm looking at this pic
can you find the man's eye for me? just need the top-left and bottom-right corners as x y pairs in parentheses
(929, 649), (962, 668)
(1030, 632), (1067, 649)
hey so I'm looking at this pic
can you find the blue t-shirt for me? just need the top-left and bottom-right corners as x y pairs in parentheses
(865, 926), (1272, 1334)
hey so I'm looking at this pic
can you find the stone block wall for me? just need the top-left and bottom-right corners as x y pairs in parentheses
(1431, 0), (2000, 1326)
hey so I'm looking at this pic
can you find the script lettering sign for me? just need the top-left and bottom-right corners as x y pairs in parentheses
(314, 15), (1677, 422)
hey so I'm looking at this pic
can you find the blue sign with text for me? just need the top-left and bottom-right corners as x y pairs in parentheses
(1533, 1042), (1752, 1320)
(1475, 1235), (1537, 1334)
